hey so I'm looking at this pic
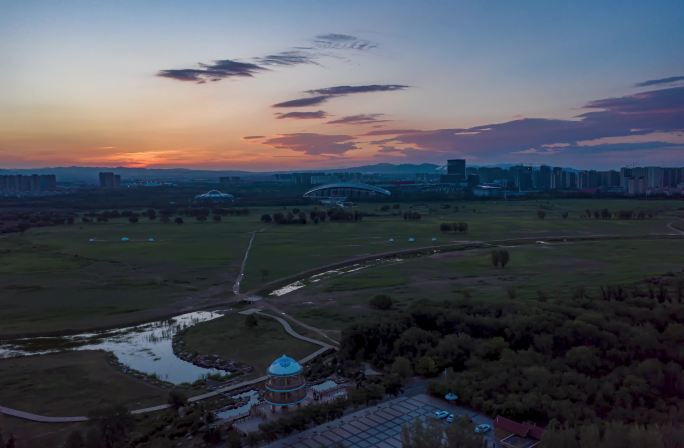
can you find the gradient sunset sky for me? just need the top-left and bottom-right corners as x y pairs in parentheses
(1, 0), (683, 170)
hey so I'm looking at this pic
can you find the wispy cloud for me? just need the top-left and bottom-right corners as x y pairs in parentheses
(327, 114), (390, 125)
(635, 75), (684, 87)
(261, 133), (357, 156)
(276, 110), (328, 120)
(273, 84), (409, 108)
(307, 85), (408, 95)
(272, 96), (332, 108)
(157, 59), (266, 83)
(255, 50), (319, 67)
(312, 33), (377, 51)
(364, 85), (684, 164)
(242, 135), (265, 140)
(158, 33), (375, 84)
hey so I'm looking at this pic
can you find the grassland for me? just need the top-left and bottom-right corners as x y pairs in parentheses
(1, 199), (680, 336)
(0, 350), (169, 415)
(241, 198), (682, 290)
(0, 218), (257, 335)
(180, 312), (318, 374)
(270, 237), (684, 333)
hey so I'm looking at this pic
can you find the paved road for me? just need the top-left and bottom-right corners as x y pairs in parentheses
(0, 405), (87, 423)
(668, 219), (684, 235)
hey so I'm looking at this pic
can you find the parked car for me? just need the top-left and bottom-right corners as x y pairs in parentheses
(434, 410), (450, 419)
(475, 423), (492, 433)
(446, 414), (455, 423)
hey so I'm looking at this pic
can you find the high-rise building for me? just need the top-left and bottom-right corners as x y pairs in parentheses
(447, 159), (466, 177)
(0, 174), (57, 193)
(441, 159), (467, 183)
(99, 172), (121, 188)
(535, 165), (551, 190)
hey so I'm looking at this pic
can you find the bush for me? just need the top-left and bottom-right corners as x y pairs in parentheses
(369, 294), (393, 310)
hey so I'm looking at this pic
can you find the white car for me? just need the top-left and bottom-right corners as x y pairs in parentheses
(446, 414), (455, 423)
(434, 410), (450, 419)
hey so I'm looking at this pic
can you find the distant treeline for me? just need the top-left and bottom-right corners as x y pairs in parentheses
(260, 207), (364, 225)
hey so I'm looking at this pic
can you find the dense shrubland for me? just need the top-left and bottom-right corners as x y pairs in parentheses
(339, 273), (684, 426)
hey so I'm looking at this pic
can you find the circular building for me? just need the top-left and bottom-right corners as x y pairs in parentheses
(303, 182), (391, 203)
(193, 190), (235, 203)
(264, 355), (307, 409)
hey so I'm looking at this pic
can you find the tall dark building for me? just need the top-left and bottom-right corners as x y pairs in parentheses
(441, 159), (466, 183)
(447, 159), (466, 177)
(535, 165), (551, 190)
(99, 172), (121, 188)
(0, 174), (57, 193)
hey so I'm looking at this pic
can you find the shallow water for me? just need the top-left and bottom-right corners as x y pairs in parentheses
(0, 311), (228, 384)
(269, 257), (402, 298)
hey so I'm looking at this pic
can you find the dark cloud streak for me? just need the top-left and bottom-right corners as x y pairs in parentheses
(635, 75), (684, 87)
(327, 114), (389, 125)
(276, 110), (328, 120)
(157, 59), (266, 83)
(273, 84), (410, 108)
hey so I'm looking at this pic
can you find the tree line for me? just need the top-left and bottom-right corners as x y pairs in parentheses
(339, 273), (684, 427)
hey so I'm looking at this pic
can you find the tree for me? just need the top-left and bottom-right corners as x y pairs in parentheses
(260, 214), (272, 223)
(391, 356), (413, 380)
(260, 269), (269, 282)
(167, 390), (188, 410)
(491, 250), (500, 267)
(64, 430), (86, 448)
(174, 217), (184, 225)
(499, 249), (510, 267)
(213, 214), (222, 222)
(415, 356), (438, 376)
(369, 294), (393, 310)
(537, 210), (546, 219)
(128, 216), (138, 224)
(87, 404), (134, 448)
(245, 314), (258, 328)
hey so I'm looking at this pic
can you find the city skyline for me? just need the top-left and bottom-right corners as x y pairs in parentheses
(2, 0), (684, 170)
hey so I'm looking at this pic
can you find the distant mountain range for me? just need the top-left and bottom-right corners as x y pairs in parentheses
(0, 163), (448, 183)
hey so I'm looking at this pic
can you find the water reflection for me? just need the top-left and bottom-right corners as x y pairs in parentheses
(0, 311), (227, 384)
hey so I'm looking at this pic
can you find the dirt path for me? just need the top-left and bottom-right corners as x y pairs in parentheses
(233, 230), (259, 295)
(667, 219), (684, 235)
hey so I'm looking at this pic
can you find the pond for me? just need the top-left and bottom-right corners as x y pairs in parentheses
(0, 311), (228, 384)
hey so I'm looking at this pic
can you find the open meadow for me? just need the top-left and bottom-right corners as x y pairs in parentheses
(269, 237), (684, 334)
(1, 199), (681, 336)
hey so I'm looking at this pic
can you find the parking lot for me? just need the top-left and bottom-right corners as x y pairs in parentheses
(265, 393), (497, 448)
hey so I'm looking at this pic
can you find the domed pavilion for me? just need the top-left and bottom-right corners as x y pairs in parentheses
(264, 355), (307, 410)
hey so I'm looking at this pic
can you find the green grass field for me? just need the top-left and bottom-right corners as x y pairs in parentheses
(241, 199), (682, 290)
(180, 312), (318, 375)
(0, 350), (169, 415)
(0, 218), (257, 335)
(1, 199), (680, 335)
(270, 237), (684, 332)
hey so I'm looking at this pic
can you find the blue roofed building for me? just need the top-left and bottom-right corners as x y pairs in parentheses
(264, 355), (307, 410)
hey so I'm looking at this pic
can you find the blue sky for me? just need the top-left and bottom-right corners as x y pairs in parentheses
(1, 0), (683, 169)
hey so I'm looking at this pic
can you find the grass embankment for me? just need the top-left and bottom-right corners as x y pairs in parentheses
(0, 350), (169, 416)
(180, 312), (318, 375)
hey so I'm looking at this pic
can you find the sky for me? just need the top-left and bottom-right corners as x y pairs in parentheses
(1, 0), (683, 170)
